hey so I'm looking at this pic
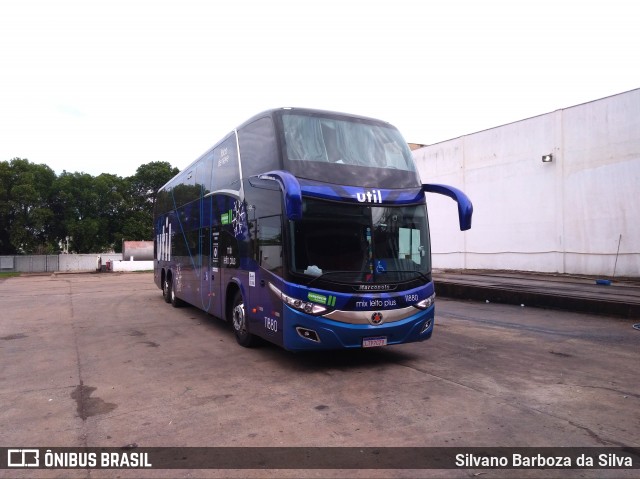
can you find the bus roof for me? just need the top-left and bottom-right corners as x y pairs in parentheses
(236, 107), (395, 130)
(158, 107), (401, 192)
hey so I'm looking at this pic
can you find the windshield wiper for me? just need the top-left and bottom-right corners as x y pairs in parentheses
(372, 269), (431, 283)
(306, 269), (430, 287)
(306, 270), (360, 287)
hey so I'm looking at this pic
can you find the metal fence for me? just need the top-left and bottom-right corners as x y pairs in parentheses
(0, 254), (121, 273)
(0, 255), (59, 273)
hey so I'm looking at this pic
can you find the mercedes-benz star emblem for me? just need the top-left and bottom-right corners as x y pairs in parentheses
(370, 312), (384, 325)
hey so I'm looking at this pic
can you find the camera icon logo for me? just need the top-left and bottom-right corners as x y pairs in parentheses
(7, 449), (40, 468)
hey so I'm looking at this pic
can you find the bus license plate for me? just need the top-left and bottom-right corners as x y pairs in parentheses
(362, 336), (387, 348)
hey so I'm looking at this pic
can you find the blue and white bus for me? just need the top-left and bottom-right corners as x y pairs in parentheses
(154, 108), (472, 351)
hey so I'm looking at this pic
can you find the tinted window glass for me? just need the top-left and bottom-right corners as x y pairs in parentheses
(239, 117), (280, 177)
(282, 113), (416, 171)
(290, 198), (430, 284)
(258, 215), (283, 274)
(212, 134), (240, 191)
(196, 151), (214, 194)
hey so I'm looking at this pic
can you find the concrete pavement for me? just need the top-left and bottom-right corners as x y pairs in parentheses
(433, 270), (640, 319)
(1, 272), (639, 478)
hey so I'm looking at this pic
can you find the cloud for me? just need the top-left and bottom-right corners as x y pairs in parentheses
(0, 0), (638, 176)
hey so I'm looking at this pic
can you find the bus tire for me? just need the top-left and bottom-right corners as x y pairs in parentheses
(170, 275), (184, 308)
(231, 290), (257, 347)
(162, 272), (171, 303)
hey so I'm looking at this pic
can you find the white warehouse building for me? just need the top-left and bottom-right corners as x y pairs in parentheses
(413, 88), (640, 278)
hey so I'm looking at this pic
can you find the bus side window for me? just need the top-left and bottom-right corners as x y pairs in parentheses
(245, 177), (284, 273)
(197, 152), (214, 195)
(212, 134), (240, 191)
(238, 117), (279, 177)
(257, 215), (283, 274)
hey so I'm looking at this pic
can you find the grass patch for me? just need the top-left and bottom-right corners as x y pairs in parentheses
(0, 272), (20, 279)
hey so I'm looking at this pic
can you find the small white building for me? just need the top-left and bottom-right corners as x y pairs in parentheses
(413, 88), (640, 278)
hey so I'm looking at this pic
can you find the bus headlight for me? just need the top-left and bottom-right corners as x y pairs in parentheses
(414, 293), (436, 310)
(269, 283), (328, 316)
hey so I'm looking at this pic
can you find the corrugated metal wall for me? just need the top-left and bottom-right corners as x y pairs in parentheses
(0, 255), (59, 273)
(0, 254), (121, 273)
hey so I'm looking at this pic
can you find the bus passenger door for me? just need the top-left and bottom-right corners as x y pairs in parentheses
(209, 228), (223, 318)
(197, 226), (213, 315)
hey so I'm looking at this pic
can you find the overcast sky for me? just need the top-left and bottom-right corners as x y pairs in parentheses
(1, 0), (638, 178)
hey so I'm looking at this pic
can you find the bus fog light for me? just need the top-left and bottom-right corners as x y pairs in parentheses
(296, 327), (320, 342)
(421, 318), (433, 333)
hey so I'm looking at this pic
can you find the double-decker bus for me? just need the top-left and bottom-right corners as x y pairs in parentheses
(154, 108), (472, 351)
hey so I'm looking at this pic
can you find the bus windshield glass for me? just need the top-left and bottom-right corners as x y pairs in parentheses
(281, 112), (419, 187)
(289, 198), (431, 285)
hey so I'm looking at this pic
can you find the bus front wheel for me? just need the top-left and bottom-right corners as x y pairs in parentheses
(231, 290), (257, 348)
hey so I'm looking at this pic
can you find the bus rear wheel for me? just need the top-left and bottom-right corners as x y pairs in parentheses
(170, 274), (184, 308)
(231, 290), (257, 347)
(162, 273), (171, 303)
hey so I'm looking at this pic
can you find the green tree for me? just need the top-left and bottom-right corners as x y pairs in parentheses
(51, 172), (129, 253)
(129, 161), (179, 212)
(0, 158), (57, 254)
(1, 158), (178, 254)
(51, 172), (99, 253)
(0, 161), (12, 254)
(124, 161), (179, 241)
(94, 173), (129, 252)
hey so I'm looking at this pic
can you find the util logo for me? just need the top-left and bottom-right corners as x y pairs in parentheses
(355, 190), (383, 203)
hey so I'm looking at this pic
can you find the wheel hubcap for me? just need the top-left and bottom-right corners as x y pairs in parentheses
(233, 303), (246, 333)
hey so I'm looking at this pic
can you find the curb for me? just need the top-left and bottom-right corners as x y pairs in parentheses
(434, 280), (640, 319)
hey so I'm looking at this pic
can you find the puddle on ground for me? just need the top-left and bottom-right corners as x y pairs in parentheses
(71, 383), (117, 420)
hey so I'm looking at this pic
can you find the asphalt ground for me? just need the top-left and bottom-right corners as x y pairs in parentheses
(1, 272), (639, 478)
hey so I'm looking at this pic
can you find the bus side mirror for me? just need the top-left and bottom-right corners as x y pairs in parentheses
(422, 183), (473, 231)
(258, 170), (303, 220)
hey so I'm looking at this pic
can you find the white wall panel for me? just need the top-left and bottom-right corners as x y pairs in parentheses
(414, 89), (640, 277)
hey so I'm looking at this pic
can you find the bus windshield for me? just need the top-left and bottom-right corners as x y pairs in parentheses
(289, 198), (431, 285)
(280, 112), (421, 188)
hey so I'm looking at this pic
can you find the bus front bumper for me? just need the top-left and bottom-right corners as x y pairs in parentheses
(281, 305), (435, 351)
